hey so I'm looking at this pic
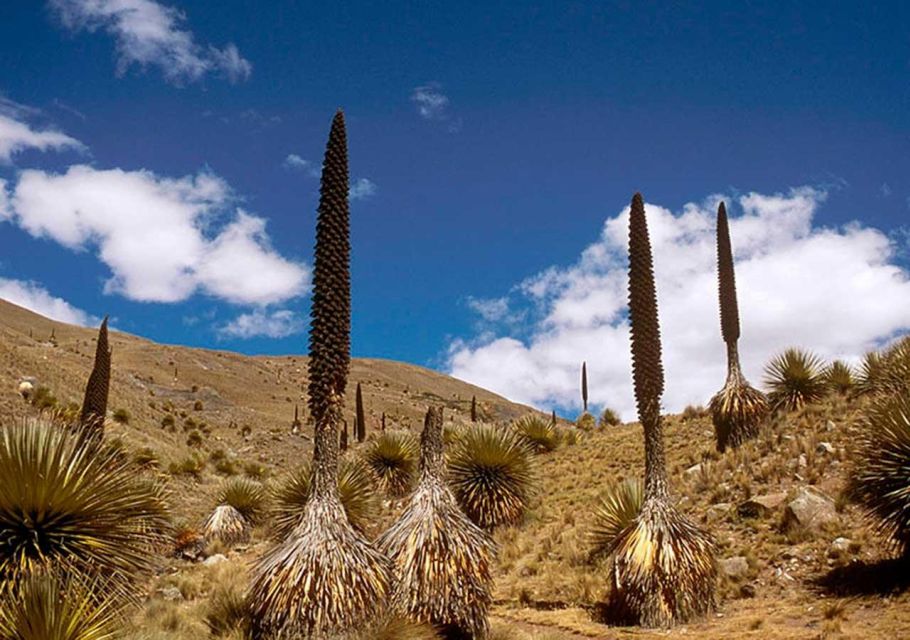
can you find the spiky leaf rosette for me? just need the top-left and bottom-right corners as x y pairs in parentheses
(378, 408), (494, 637)
(217, 477), (268, 525)
(825, 360), (855, 395)
(613, 193), (716, 627)
(204, 505), (250, 547)
(512, 414), (559, 453)
(849, 391), (910, 556)
(364, 431), (419, 497)
(0, 419), (169, 588)
(0, 569), (126, 640)
(448, 423), (533, 530)
(79, 316), (111, 436)
(272, 456), (379, 538)
(247, 498), (391, 639)
(709, 378), (769, 453)
(857, 338), (910, 396)
(590, 478), (643, 561)
(763, 348), (827, 412)
(607, 501), (716, 627)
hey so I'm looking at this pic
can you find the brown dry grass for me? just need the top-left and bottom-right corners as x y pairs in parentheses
(1, 299), (909, 638)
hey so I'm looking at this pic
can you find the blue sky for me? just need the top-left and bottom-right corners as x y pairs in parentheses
(1, 1), (909, 416)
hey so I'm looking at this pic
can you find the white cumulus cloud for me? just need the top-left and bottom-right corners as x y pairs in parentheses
(349, 178), (376, 201)
(7, 164), (308, 305)
(0, 98), (83, 163)
(448, 187), (910, 421)
(218, 309), (304, 339)
(49, 0), (252, 84)
(0, 277), (96, 326)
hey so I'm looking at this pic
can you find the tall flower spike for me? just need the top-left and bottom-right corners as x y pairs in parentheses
(716, 202), (740, 345)
(308, 109), (351, 478)
(79, 316), (111, 436)
(628, 193), (664, 438)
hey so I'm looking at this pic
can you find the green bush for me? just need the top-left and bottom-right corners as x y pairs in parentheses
(449, 424), (534, 529)
(112, 408), (130, 424)
(363, 431), (419, 497)
(217, 477), (268, 524)
(512, 414), (559, 453)
(763, 348), (827, 412)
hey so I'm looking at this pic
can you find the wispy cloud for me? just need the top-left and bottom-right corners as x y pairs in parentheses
(411, 83), (450, 120)
(449, 187), (910, 420)
(0, 277), (96, 326)
(7, 165), (309, 305)
(0, 96), (84, 163)
(218, 309), (304, 339)
(349, 177), (377, 201)
(49, 0), (252, 84)
(282, 154), (319, 177)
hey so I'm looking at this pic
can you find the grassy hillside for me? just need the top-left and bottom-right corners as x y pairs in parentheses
(2, 298), (908, 639)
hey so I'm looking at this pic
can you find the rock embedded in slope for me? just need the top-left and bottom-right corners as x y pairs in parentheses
(738, 492), (788, 519)
(783, 487), (837, 532)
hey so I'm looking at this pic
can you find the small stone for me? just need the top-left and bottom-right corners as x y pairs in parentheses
(738, 492), (787, 518)
(816, 442), (836, 455)
(783, 487), (837, 532)
(798, 453), (808, 468)
(684, 463), (703, 478)
(831, 537), (853, 553)
(825, 420), (836, 431)
(158, 586), (183, 601)
(203, 553), (228, 567)
(719, 556), (749, 579)
(739, 583), (757, 598)
(707, 503), (732, 522)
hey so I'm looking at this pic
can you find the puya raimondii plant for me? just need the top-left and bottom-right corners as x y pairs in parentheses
(708, 202), (769, 452)
(605, 193), (716, 628)
(248, 110), (391, 638)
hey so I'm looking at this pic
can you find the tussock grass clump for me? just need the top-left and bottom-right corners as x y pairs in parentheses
(272, 456), (378, 538)
(247, 110), (390, 638)
(0, 418), (169, 588)
(600, 408), (621, 427)
(378, 407), (494, 637)
(576, 412), (596, 430)
(513, 414), (559, 453)
(606, 193), (716, 628)
(364, 431), (419, 497)
(590, 478), (643, 561)
(205, 578), (251, 637)
(764, 348), (827, 413)
(0, 569), (126, 640)
(217, 477), (268, 525)
(825, 360), (855, 395)
(849, 391), (910, 556)
(708, 202), (768, 452)
(448, 423), (533, 529)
